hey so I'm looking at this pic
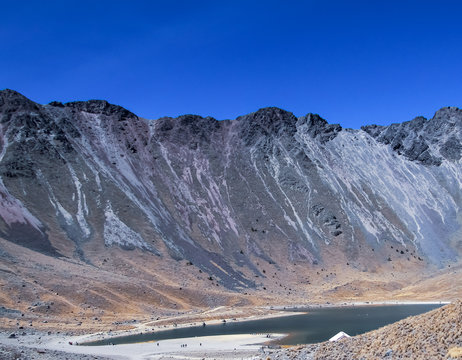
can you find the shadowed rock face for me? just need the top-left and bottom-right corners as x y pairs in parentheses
(0, 89), (462, 289)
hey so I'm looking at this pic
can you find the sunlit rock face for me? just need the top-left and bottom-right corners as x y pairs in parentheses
(1, 89), (461, 288)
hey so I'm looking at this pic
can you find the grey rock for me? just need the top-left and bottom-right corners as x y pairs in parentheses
(440, 135), (462, 160)
(298, 113), (342, 143)
(362, 108), (462, 166)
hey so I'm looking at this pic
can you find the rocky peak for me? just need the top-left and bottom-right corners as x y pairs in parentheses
(299, 113), (328, 127)
(426, 107), (462, 161)
(362, 113), (454, 166)
(237, 107), (298, 145)
(245, 107), (297, 126)
(432, 106), (462, 123)
(362, 107), (462, 165)
(297, 113), (342, 143)
(63, 99), (137, 122)
(0, 89), (39, 119)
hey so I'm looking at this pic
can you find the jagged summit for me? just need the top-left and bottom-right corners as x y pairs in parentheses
(361, 107), (462, 165)
(4, 90), (460, 138)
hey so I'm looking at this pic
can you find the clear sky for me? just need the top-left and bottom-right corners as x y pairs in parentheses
(2, 0), (462, 128)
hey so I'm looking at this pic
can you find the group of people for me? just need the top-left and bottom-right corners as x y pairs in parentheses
(179, 342), (202, 347)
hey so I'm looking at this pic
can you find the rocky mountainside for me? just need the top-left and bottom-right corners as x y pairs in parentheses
(0, 89), (462, 295)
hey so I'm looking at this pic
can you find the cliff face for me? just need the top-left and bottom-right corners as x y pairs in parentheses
(1, 89), (462, 290)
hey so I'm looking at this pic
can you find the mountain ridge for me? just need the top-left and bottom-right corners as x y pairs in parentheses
(3, 88), (460, 146)
(0, 89), (461, 295)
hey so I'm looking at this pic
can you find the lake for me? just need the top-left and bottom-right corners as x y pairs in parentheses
(84, 303), (442, 346)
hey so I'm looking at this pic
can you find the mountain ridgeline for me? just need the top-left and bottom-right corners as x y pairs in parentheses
(1, 89), (461, 290)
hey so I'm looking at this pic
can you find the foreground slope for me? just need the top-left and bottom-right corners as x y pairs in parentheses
(274, 300), (462, 359)
(0, 89), (462, 322)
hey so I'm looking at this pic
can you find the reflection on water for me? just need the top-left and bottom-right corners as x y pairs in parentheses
(85, 303), (442, 346)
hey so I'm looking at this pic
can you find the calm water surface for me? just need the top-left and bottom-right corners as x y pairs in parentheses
(85, 304), (442, 346)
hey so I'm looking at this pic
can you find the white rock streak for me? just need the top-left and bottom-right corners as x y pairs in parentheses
(103, 202), (148, 250)
(68, 165), (91, 238)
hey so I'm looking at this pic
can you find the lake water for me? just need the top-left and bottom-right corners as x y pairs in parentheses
(85, 303), (442, 346)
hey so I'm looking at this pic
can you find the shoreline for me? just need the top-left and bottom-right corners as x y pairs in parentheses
(74, 308), (305, 345)
(79, 299), (449, 345)
(0, 300), (449, 359)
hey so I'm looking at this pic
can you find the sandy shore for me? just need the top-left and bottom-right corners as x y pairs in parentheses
(0, 331), (281, 359)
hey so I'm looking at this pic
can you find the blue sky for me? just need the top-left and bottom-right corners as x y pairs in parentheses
(2, 1), (462, 127)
